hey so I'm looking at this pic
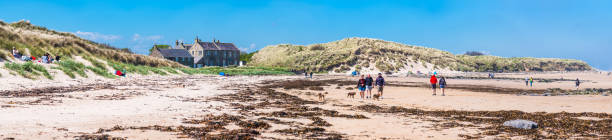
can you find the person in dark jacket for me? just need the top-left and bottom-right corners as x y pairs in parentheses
(357, 75), (366, 99)
(439, 76), (447, 96)
(365, 74), (374, 99)
(375, 73), (385, 99)
(575, 78), (581, 89)
(310, 71), (313, 78)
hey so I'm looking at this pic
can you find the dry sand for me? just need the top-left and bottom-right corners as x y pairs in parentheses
(0, 72), (610, 139)
(0, 75), (295, 139)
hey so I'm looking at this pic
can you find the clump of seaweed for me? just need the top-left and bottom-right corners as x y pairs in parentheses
(309, 117), (332, 127)
(237, 120), (271, 130)
(75, 134), (126, 140)
(274, 127), (343, 139)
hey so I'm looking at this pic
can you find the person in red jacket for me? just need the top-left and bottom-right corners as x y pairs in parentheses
(116, 70), (123, 76)
(430, 74), (438, 96)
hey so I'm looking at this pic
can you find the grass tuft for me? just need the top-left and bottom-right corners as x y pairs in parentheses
(53, 59), (87, 78)
(4, 62), (52, 79)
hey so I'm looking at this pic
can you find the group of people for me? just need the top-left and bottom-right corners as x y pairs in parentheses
(525, 77), (534, 87)
(524, 76), (582, 89)
(355, 72), (447, 99)
(356, 73), (385, 99)
(304, 71), (313, 78)
(430, 74), (447, 96)
(12, 47), (60, 63)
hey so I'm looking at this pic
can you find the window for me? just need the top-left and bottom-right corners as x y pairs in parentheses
(199, 51), (203, 56)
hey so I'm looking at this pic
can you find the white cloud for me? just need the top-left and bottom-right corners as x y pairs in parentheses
(129, 33), (164, 54)
(74, 31), (120, 42)
(132, 33), (162, 41)
(147, 35), (162, 40)
(132, 33), (141, 41)
(238, 43), (257, 52)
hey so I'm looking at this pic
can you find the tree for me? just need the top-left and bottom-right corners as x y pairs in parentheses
(149, 45), (170, 54)
(239, 51), (258, 62)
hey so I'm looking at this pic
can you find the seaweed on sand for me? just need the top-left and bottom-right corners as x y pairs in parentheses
(75, 134), (126, 140)
(355, 104), (612, 139)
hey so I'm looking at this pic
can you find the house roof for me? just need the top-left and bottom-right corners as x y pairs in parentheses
(182, 44), (193, 50)
(196, 41), (239, 51)
(176, 43), (193, 50)
(157, 49), (192, 57)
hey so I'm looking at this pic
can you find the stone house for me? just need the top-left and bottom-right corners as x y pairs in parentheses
(150, 48), (194, 67)
(150, 37), (240, 68)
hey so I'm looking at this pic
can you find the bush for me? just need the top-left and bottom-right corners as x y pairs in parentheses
(86, 66), (116, 78)
(309, 45), (325, 51)
(4, 62), (52, 79)
(54, 59), (87, 78)
(464, 51), (485, 56)
(83, 55), (107, 70)
(162, 67), (179, 74)
(178, 66), (293, 75)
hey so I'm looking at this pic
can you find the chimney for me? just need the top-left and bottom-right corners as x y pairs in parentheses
(195, 36), (199, 43)
(175, 40), (179, 46)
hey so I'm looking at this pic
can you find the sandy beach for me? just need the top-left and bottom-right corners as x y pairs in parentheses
(0, 72), (611, 139)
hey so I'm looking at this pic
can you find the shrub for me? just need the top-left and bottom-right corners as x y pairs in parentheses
(162, 67), (179, 74)
(4, 62), (52, 79)
(54, 59), (87, 78)
(86, 66), (116, 78)
(464, 51), (485, 56)
(83, 55), (107, 70)
(310, 45), (325, 51)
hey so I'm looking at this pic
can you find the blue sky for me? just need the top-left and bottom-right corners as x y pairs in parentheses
(1, 0), (610, 70)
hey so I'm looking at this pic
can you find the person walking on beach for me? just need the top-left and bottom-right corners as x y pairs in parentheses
(529, 77), (534, 87)
(439, 76), (447, 96)
(310, 71), (313, 78)
(357, 75), (366, 99)
(525, 77), (529, 86)
(375, 73), (385, 99)
(365, 74), (374, 98)
(430, 74), (438, 96)
(575, 78), (581, 89)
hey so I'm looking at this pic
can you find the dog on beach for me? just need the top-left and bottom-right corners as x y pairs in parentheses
(373, 93), (380, 100)
(318, 93), (325, 101)
(347, 92), (356, 98)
